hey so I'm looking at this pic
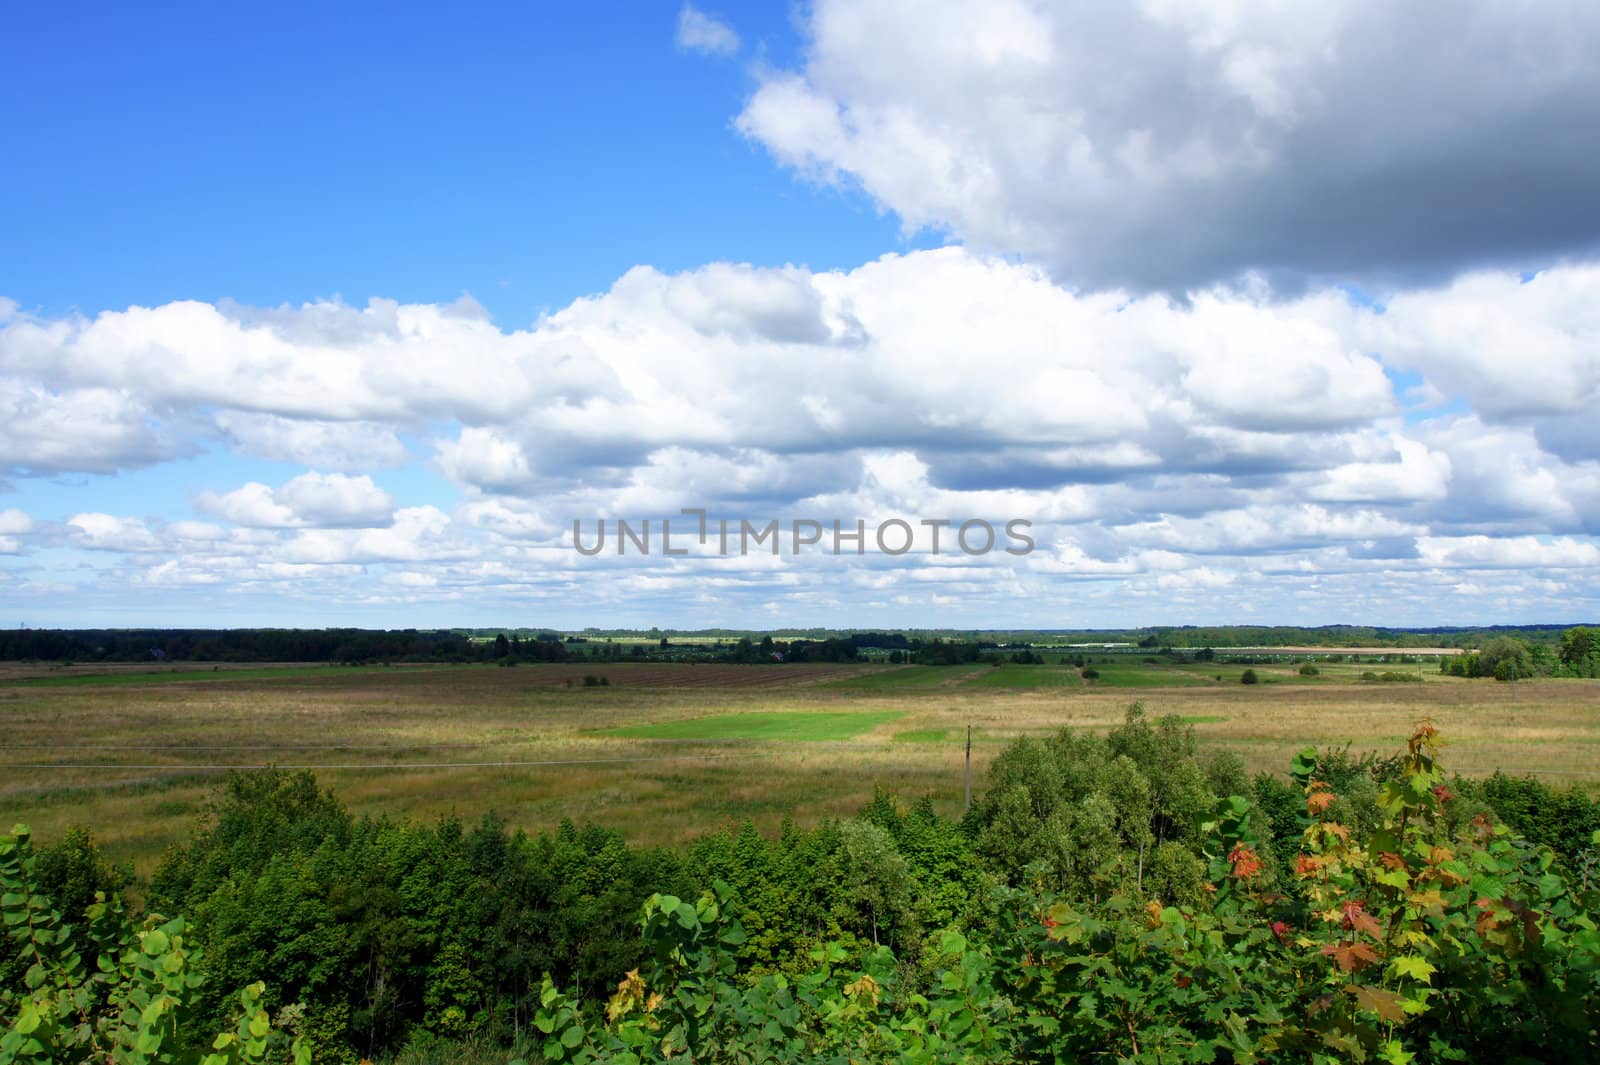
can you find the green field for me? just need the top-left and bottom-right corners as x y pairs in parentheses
(965, 665), (1082, 689)
(821, 665), (984, 690)
(3, 659), (1596, 873)
(1080, 662), (1216, 687)
(600, 710), (903, 741)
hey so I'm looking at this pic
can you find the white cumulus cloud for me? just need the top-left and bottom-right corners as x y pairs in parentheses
(198, 472), (395, 529)
(676, 5), (739, 56)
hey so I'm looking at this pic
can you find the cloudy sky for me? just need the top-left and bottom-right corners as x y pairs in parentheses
(3, 1), (1598, 629)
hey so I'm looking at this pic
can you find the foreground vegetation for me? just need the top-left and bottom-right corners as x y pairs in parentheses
(5, 711), (1599, 1063)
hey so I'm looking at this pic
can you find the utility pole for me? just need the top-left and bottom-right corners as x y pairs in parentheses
(964, 724), (972, 814)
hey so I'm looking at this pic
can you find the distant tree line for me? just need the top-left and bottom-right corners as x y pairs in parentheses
(0, 628), (573, 665)
(1436, 628), (1600, 680)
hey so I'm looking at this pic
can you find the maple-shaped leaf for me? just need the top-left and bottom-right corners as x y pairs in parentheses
(1229, 844), (1264, 879)
(1321, 940), (1382, 972)
(1347, 984), (1408, 1024)
(1375, 867), (1411, 891)
(1389, 956), (1436, 984)
(1307, 791), (1337, 815)
(1342, 900), (1383, 939)
(1379, 1037), (1417, 1064)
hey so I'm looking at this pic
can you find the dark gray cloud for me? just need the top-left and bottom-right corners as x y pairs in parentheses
(738, 0), (1600, 293)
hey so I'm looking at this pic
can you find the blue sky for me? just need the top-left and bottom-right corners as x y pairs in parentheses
(2, 2), (1598, 629)
(4, 3), (924, 323)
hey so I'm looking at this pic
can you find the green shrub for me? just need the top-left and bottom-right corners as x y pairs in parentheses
(519, 724), (1600, 1064)
(1362, 670), (1422, 683)
(2, 824), (307, 1065)
(1240, 668), (1259, 684)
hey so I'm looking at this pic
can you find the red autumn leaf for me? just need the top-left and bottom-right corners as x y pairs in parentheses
(1341, 900), (1383, 940)
(1270, 920), (1290, 944)
(1229, 844), (1264, 879)
(1320, 940), (1382, 972)
(1306, 791), (1337, 814)
(1520, 909), (1543, 946)
(1378, 852), (1406, 871)
(1432, 783), (1455, 803)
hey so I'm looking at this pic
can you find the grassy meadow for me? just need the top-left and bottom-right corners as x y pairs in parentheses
(2, 656), (1595, 874)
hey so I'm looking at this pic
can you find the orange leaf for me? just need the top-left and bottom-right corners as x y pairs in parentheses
(1341, 900), (1383, 940)
(1229, 844), (1264, 879)
(1307, 791), (1337, 814)
(1347, 984), (1408, 1024)
(1320, 940), (1382, 972)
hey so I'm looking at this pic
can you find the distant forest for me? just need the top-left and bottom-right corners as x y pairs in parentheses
(0, 623), (1590, 666)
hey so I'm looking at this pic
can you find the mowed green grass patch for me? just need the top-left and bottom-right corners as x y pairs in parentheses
(599, 710), (904, 741)
(1079, 663), (1215, 688)
(964, 665), (1082, 689)
(821, 666), (982, 691)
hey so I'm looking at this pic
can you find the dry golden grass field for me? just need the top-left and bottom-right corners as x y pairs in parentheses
(2, 659), (1596, 873)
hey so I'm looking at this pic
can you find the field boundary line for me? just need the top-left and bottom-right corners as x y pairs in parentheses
(0, 754), (736, 772)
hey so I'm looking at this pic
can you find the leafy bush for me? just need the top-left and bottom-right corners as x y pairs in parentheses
(1455, 771), (1600, 864)
(1240, 668), (1259, 684)
(516, 723), (1600, 1063)
(1298, 664), (1319, 676)
(1, 824), (306, 1064)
